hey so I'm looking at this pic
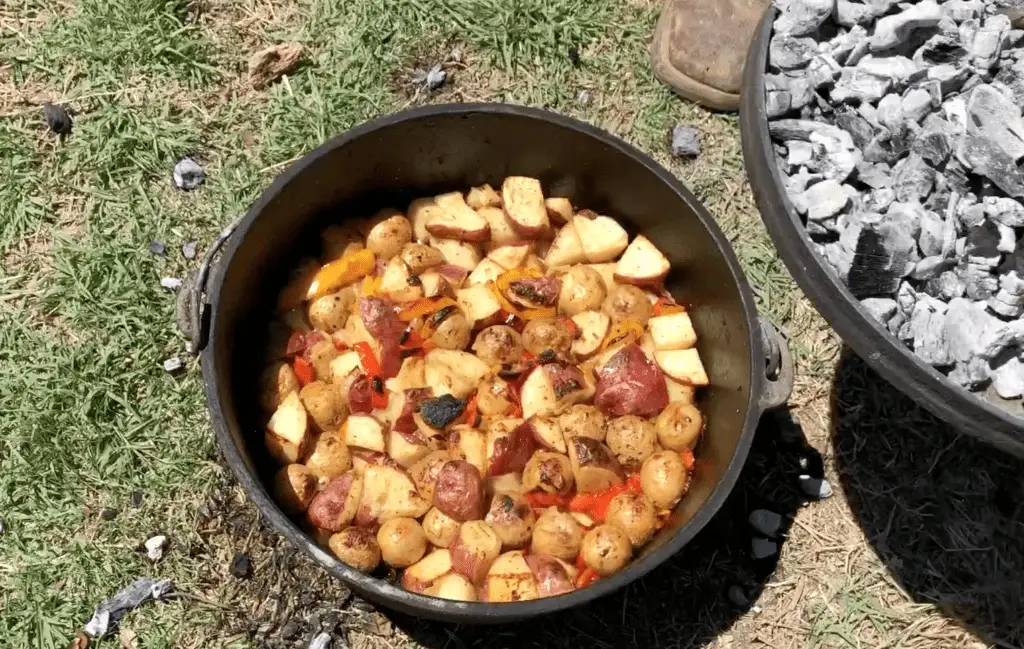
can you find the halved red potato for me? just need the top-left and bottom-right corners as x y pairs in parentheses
(385, 356), (428, 393)
(487, 420), (538, 476)
(614, 235), (670, 288)
(350, 450), (399, 475)
(378, 517), (428, 568)
(355, 464), (431, 526)
(572, 214), (628, 263)
(544, 223), (586, 267)
(527, 415), (566, 454)
(302, 430), (352, 483)
(486, 243), (532, 270)
(422, 507), (462, 548)
(378, 258), (423, 302)
(567, 436), (624, 493)
(343, 415), (386, 453)
(425, 573), (478, 601)
(594, 343), (670, 417)
(273, 464), (318, 515)
(448, 426), (488, 477)
(544, 197), (573, 225)
(450, 520), (503, 584)
(329, 526), (381, 572)
(571, 310), (611, 357)
(423, 349), (491, 399)
(648, 311), (697, 351)
(428, 192), (491, 242)
(456, 285), (503, 329)
(522, 450), (574, 494)
(502, 176), (549, 238)
(466, 184), (502, 209)
(408, 450), (452, 502)
(307, 471), (363, 531)
(266, 391), (310, 464)
(433, 460), (486, 522)
(483, 550), (540, 602)
(407, 197), (445, 242)
(531, 509), (584, 560)
(467, 258), (506, 286)
(387, 428), (433, 469)
(478, 206), (519, 245)
(525, 553), (577, 597)
(484, 472), (525, 497)
(401, 548), (453, 592)
(485, 492), (537, 549)
(431, 237), (481, 272)
(259, 362), (300, 412)
(360, 209), (413, 261)
(654, 348), (709, 386)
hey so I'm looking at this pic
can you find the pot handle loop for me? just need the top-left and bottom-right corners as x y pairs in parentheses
(758, 316), (794, 412)
(176, 215), (244, 356)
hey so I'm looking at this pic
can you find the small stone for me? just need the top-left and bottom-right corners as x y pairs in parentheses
(928, 64), (970, 95)
(943, 0), (984, 23)
(892, 153), (935, 202)
(181, 241), (197, 260)
(670, 125), (701, 158)
(230, 553), (252, 578)
(865, 187), (896, 212)
(934, 270), (967, 299)
(774, 0), (833, 36)
(805, 180), (850, 220)
(806, 54), (842, 89)
(799, 475), (833, 499)
(902, 88), (933, 123)
(160, 277), (182, 291)
(100, 507), (118, 521)
(424, 64), (446, 90)
(279, 620), (300, 640)
(949, 356), (991, 387)
(831, 68), (892, 103)
(912, 255), (952, 280)
(978, 318), (1024, 359)
(829, 25), (870, 64)
(861, 297), (898, 323)
(173, 157), (205, 191)
(913, 114), (955, 166)
(575, 89), (591, 105)
(149, 240), (166, 256)
(42, 103), (73, 135)
(248, 43), (304, 89)
(918, 209), (945, 257)
(970, 15), (1011, 69)
(839, 213), (917, 298)
(727, 585), (750, 607)
(770, 35), (819, 70)
(748, 509), (784, 537)
(997, 224), (1017, 254)
(0, 519), (5, 535)
(309, 633), (333, 649)
(875, 94), (905, 131)
(857, 55), (922, 85)
(870, 1), (943, 52)
(964, 85), (1024, 161)
(144, 535), (167, 561)
(910, 296), (952, 366)
(130, 491), (144, 508)
(855, 161), (893, 189)
(992, 355), (1024, 398)
(162, 357), (185, 375)
(751, 537), (778, 559)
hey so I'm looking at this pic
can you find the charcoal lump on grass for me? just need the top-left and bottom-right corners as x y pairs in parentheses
(767, 0), (1024, 397)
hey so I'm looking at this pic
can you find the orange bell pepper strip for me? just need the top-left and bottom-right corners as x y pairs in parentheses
(599, 319), (644, 352)
(576, 567), (600, 588)
(559, 316), (579, 339)
(653, 297), (686, 316)
(568, 475), (641, 523)
(462, 393), (480, 427)
(398, 297), (457, 322)
(305, 249), (376, 301)
(293, 357), (316, 386)
(681, 449), (695, 471)
(490, 269), (557, 320)
(626, 472), (643, 494)
(575, 553), (588, 573)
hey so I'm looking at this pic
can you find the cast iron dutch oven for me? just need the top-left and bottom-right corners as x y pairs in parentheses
(184, 104), (793, 622)
(739, 10), (1024, 457)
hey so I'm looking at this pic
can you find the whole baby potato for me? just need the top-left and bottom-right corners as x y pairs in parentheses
(580, 524), (632, 576)
(307, 287), (356, 333)
(605, 492), (657, 547)
(557, 266), (607, 317)
(640, 450), (689, 509)
(365, 211), (413, 260)
(377, 517), (428, 568)
(330, 527), (381, 573)
(655, 402), (704, 451)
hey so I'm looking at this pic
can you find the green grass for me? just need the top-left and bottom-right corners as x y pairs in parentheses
(0, 0), (808, 647)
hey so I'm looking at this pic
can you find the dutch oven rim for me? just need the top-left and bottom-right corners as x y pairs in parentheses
(201, 103), (772, 621)
(738, 9), (1024, 457)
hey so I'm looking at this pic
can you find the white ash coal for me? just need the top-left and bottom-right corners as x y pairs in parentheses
(767, 0), (1024, 396)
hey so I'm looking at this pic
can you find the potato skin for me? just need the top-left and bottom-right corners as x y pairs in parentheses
(299, 381), (345, 432)
(366, 212), (413, 260)
(425, 573), (477, 601)
(422, 507), (462, 547)
(307, 288), (355, 333)
(484, 492), (536, 550)
(581, 524), (632, 576)
(558, 266), (607, 317)
(302, 430), (352, 483)
(307, 472), (362, 531)
(558, 404), (607, 443)
(522, 451), (574, 494)
(408, 451), (452, 502)
(472, 326), (523, 365)
(640, 450), (689, 509)
(530, 509), (584, 560)
(605, 492), (657, 547)
(330, 527), (381, 573)
(259, 362), (299, 412)
(605, 415), (658, 469)
(655, 402), (704, 451)
(273, 464), (318, 515)
(401, 242), (445, 274)
(602, 285), (653, 326)
(431, 312), (471, 350)
(521, 318), (573, 357)
(478, 376), (514, 417)
(377, 517), (428, 568)
(433, 460), (485, 522)
(450, 520), (503, 584)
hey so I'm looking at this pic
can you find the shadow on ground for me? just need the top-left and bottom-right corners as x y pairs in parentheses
(391, 410), (819, 649)
(832, 350), (1024, 648)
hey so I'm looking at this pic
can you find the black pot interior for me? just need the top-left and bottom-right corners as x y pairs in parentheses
(204, 105), (760, 620)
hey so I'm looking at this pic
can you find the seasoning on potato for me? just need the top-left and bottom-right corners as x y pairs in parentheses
(261, 177), (707, 601)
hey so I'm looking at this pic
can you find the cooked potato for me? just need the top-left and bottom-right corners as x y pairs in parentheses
(567, 436), (623, 493)
(307, 339), (340, 381)
(487, 243), (532, 270)
(467, 184), (501, 209)
(648, 311), (697, 351)
(447, 426), (488, 477)
(531, 509), (584, 560)
(365, 211), (413, 260)
(478, 376), (514, 417)
(299, 381), (345, 432)
(545, 222), (586, 267)
(573, 213), (629, 263)
(378, 257), (423, 302)
(431, 192), (491, 241)
(544, 197), (573, 225)
(605, 492), (657, 547)
(478, 206), (519, 245)
(402, 548), (454, 593)
(433, 460), (486, 522)
(557, 266), (607, 317)
(570, 310), (610, 358)
(655, 348), (709, 386)
(640, 450), (689, 509)
(430, 311), (471, 350)
(522, 451), (574, 494)
(307, 287), (356, 333)
(329, 527), (381, 573)
(521, 318), (573, 357)
(656, 402), (703, 450)
(484, 472), (525, 497)
(602, 285), (653, 326)
(432, 237), (481, 272)
(423, 348), (491, 399)
(387, 428), (433, 469)
(450, 520), (503, 584)
(343, 415), (386, 453)
(558, 404), (607, 443)
(457, 284), (503, 327)
(307, 471), (363, 530)
(408, 450), (452, 502)
(422, 507), (462, 548)
(273, 464), (318, 515)
(580, 525), (632, 576)
(485, 419), (536, 476)
(408, 198), (443, 242)
(467, 258), (506, 285)
(303, 430), (352, 482)
(614, 235), (671, 288)
(528, 415), (566, 453)
(502, 176), (549, 239)
(517, 365), (558, 420)
(401, 242), (445, 274)
(484, 550), (540, 602)
(472, 326), (524, 365)
(425, 572), (478, 601)
(605, 416), (658, 469)
(484, 492), (536, 550)
(259, 362), (300, 412)
(377, 517), (428, 568)
(266, 391), (311, 464)
(526, 553), (577, 597)
(356, 464), (431, 526)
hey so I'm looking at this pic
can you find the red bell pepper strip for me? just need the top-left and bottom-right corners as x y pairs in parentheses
(568, 474), (642, 523)
(462, 393), (480, 427)
(524, 491), (570, 509)
(293, 357), (316, 386)
(576, 567), (600, 588)
(354, 342), (388, 409)
(681, 449), (695, 471)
